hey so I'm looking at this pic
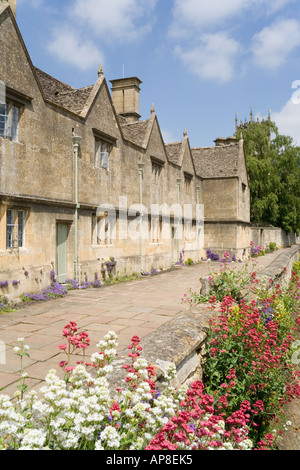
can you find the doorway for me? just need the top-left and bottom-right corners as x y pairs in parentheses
(56, 223), (68, 283)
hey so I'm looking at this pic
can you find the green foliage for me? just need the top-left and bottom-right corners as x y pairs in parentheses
(0, 295), (15, 314)
(182, 258), (258, 305)
(293, 254), (300, 274)
(236, 118), (300, 234)
(204, 271), (300, 445)
(268, 242), (277, 252)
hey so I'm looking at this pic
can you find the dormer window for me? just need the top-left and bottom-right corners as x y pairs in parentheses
(0, 86), (32, 142)
(151, 157), (164, 184)
(184, 172), (193, 195)
(93, 128), (117, 171)
(95, 140), (111, 169)
(0, 102), (20, 141)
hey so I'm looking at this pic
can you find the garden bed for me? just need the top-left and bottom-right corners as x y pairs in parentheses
(0, 245), (299, 450)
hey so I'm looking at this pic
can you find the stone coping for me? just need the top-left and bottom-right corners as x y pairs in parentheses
(111, 244), (300, 390)
(256, 244), (300, 283)
(110, 304), (213, 390)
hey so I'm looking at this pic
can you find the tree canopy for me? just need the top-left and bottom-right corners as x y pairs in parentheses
(235, 117), (300, 234)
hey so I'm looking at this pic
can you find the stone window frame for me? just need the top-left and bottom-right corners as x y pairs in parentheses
(184, 172), (193, 195)
(151, 156), (164, 185)
(92, 129), (117, 171)
(91, 212), (116, 246)
(0, 102), (19, 141)
(149, 215), (163, 244)
(6, 208), (26, 249)
(0, 87), (32, 142)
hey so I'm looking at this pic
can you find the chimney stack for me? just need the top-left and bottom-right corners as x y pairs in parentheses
(110, 77), (142, 123)
(214, 137), (226, 147)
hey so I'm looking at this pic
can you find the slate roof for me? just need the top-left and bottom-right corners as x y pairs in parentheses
(191, 143), (240, 178)
(35, 68), (94, 114)
(34, 67), (241, 179)
(164, 142), (183, 166)
(118, 117), (150, 148)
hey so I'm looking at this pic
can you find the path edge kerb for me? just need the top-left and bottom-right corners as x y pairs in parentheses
(111, 245), (300, 389)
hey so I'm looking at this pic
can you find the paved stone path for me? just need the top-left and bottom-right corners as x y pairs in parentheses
(0, 249), (288, 396)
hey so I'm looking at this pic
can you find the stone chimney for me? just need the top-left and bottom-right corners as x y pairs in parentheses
(214, 137), (226, 147)
(225, 136), (237, 145)
(214, 136), (238, 146)
(0, 0), (16, 17)
(110, 77), (142, 122)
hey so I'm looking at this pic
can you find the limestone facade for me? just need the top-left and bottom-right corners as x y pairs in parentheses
(0, 4), (250, 299)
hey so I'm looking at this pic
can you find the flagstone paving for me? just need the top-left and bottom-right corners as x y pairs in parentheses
(0, 249), (289, 396)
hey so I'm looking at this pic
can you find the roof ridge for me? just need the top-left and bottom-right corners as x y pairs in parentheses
(121, 118), (149, 127)
(165, 141), (183, 146)
(191, 142), (239, 150)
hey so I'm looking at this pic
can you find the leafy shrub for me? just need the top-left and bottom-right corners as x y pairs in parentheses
(204, 271), (300, 446)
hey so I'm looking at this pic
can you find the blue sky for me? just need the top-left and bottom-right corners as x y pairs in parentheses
(15, 0), (300, 147)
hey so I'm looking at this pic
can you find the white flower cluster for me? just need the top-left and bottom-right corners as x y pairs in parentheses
(0, 331), (254, 451)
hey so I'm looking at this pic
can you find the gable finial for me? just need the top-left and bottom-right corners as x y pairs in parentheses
(151, 103), (155, 114)
(183, 128), (187, 137)
(98, 64), (104, 77)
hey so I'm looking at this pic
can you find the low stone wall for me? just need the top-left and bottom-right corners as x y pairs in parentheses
(111, 305), (213, 391)
(111, 245), (300, 391)
(256, 244), (300, 285)
(250, 226), (300, 249)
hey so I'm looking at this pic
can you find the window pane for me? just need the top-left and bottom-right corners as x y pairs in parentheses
(91, 216), (95, 244)
(6, 210), (15, 248)
(110, 218), (115, 244)
(100, 144), (110, 169)
(97, 218), (102, 245)
(105, 222), (109, 245)
(95, 140), (100, 167)
(17, 211), (25, 247)
(11, 106), (19, 142)
(0, 103), (7, 137)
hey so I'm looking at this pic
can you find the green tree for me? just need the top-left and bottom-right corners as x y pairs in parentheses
(236, 118), (300, 234)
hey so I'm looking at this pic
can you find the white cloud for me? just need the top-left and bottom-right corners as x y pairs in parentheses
(169, 0), (295, 37)
(169, 0), (247, 37)
(46, 0), (158, 71)
(70, 0), (158, 42)
(47, 28), (105, 71)
(251, 19), (300, 70)
(169, 1), (297, 82)
(272, 95), (300, 145)
(175, 32), (241, 83)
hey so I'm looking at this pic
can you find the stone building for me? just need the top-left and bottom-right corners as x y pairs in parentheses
(0, 2), (250, 299)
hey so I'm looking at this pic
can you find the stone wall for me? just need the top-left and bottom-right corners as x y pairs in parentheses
(110, 245), (300, 391)
(250, 226), (300, 249)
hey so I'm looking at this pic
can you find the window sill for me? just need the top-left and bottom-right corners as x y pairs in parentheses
(0, 247), (29, 254)
(91, 244), (114, 248)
